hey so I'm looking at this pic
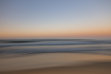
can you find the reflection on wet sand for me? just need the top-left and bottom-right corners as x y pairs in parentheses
(0, 53), (111, 73)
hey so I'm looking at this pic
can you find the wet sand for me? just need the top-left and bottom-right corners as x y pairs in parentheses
(0, 53), (111, 74)
(1, 61), (111, 74)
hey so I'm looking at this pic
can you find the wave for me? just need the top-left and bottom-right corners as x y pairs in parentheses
(0, 39), (111, 47)
(0, 39), (111, 58)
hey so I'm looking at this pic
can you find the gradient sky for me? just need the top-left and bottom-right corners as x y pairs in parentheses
(0, 0), (111, 39)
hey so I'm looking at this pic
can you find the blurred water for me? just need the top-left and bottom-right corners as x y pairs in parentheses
(0, 39), (111, 58)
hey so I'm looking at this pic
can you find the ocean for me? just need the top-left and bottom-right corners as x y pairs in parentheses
(0, 39), (111, 58)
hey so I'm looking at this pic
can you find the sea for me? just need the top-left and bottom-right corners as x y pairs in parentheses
(0, 39), (111, 58)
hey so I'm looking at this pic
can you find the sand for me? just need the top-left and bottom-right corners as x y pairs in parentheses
(1, 61), (111, 74)
(0, 53), (111, 74)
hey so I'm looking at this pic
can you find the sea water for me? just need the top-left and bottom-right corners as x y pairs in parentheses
(0, 39), (111, 58)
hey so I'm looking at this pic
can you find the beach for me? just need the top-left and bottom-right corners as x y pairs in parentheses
(0, 53), (111, 74)
(1, 61), (111, 74)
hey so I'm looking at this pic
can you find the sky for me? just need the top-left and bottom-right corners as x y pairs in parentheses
(0, 0), (111, 39)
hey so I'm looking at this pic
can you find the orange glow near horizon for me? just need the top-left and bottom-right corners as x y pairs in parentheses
(0, 26), (111, 38)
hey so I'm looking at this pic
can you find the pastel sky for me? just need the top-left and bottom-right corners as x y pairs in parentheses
(0, 0), (111, 39)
